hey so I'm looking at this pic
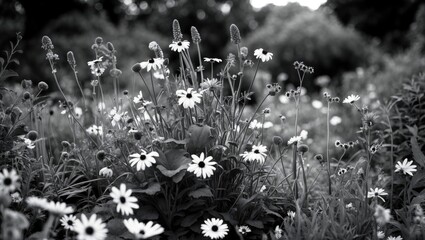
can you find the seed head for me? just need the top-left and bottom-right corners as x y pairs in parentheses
(134, 131), (143, 140)
(298, 144), (309, 154)
(95, 37), (103, 45)
(67, 51), (76, 68)
(230, 24), (241, 44)
(23, 92), (31, 100)
(131, 63), (142, 73)
(123, 90), (129, 95)
(96, 150), (106, 161)
(107, 42), (115, 51)
(61, 152), (69, 159)
(61, 141), (70, 148)
(172, 19), (183, 42)
(27, 130), (38, 141)
(273, 136), (283, 145)
(314, 154), (324, 163)
(109, 68), (122, 78)
(191, 26), (201, 44)
(41, 36), (53, 50)
(21, 79), (32, 89)
(38, 81), (49, 91)
(149, 42), (164, 59)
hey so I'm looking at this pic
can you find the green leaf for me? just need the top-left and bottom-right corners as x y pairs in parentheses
(156, 149), (190, 178)
(411, 137), (425, 167)
(246, 219), (264, 229)
(10, 58), (20, 65)
(107, 219), (126, 236)
(186, 124), (216, 154)
(0, 69), (19, 81)
(181, 211), (203, 227)
(33, 95), (50, 106)
(406, 125), (418, 137)
(136, 205), (159, 220)
(188, 187), (213, 198)
(0, 57), (4, 67)
(136, 182), (161, 195)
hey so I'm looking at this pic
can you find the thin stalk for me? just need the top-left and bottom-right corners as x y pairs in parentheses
(326, 101), (332, 195)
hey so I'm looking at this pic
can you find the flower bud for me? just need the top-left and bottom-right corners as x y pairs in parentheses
(298, 144), (309, 154)
(240, 47), (248, 59)
(230, 24), (241, 44)
(314, 154), (324, 163)
(21, 79), (32, 89)
(109, 68), (122, 78)
(123, 90), (129, 95)
(61, 141), (70, 148)
(191, 26), (201, 44)
(23, 92), (31, 100)
(61, 152), (69, 159)
(95, 37), (103, 45)
(107, 42), (115, 51)
(67, 51), (76, 68)
(131, 63), (142, 73)
(172, 19), (183, 42)
(41, 36), (53, 50)
(273, 136), (283, 145)
(134, 131), (143, 140)
(38, 81), (49, 91)
(96, 150), (106, 161)
(27, 130), (38, 141)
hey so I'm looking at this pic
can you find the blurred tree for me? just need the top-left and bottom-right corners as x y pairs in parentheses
(325, 0), (424, 50)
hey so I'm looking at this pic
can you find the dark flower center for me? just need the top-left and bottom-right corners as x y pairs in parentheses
(140, 154), (146, 160)
(177, 42), (182, 46)
(254, 150), (260, 154)
(4, 178), (11, 186)
(149, 59), (155, 63)
(85, 226), (94, 235)
(67, 220), (73, 225)
(375, 192), (379, 196)
(212, 225), (218, 232)
(139, 230), (145, 235)
(262, 50), (268, 55)
(186, 93), (192, 98)
(120, 196), (126, 203)
(198, 162), (205, 168)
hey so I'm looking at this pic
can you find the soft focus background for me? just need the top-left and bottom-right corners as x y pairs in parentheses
(1, 0), (425, 155)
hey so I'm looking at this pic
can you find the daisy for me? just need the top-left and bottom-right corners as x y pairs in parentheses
(249, 119), (263, 130)
(377, 231), (385, 239)
(139, 58), (164, 72)
(26, 196), (48, 209)
(204, 57), (222, 63)
(368, 188), (388, 202)
(46, 201), (74, 216)
(374, 205), (391, 225)
(123, 218), (164, 239)
(0, 168), (20, 193)
(387, 236), (402, 240)
(287, 210), (296, 220)
(254, 48), (273, 62)
(128, 150), (159, 171)
(153, 71), (165, 79)
(395, 158), (417, 176)
(300, 130), (308, 140)
(238, 225), (251, 235)
(133, 91), (152, 106)
(169, 40), (190, 52)
(99, 167), (113, 178)
(108, 107), (127, 127)
(200, 78), (222, 91)
(343, 94), (360, 105)
(61, 215), (77, 230)
(21, 137), (35, 149)
(240, 144), (268, 164)
(86, 125), (103, 136)
(201, 218), (229, 239)
(274, 225), (283, 239)
(87, 57), (106, 77)
(73, 214), (108, 240)
(187, 153), (217, 179)
(288, 136), (301, 145)
(110, 183), (139, 216)
(176, 88), (202, 109)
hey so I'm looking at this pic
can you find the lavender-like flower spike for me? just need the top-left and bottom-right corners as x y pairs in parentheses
(230, 24), (241, 44)
(149, 41), (164, 58)
(191, 26), (201, 44)
(172, 19), (183, 42)
(41, 36), (53, 50)
(67, 51), (76, 68)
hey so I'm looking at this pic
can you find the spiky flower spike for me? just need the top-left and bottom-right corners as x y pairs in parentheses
(67, 51), (76, 68)
(172, 19), (183, 42)
(149, 41), (164, 59)
(191, 26), (201, 44)
(41, 36), (54, 50)
(230, 24), (241, 44)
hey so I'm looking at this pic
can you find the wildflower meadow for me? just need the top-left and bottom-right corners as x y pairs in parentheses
(1, 2), (425, 240)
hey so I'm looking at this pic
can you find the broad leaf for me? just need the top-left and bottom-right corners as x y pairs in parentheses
(186, 124), (216, 154)
(188, 187), (213, 198)
(156, 149), (190, 180)
(136, 182), (161, 195)
(0, 69), (18, 81)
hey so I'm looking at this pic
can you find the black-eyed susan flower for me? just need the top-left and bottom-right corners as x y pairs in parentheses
(128, 150), (159, 171)
(169, 40), (190, 52)
(342, 94), (360, 105)
(395, 158), (417, 176)
(187, 153), (217, 179)
(254, 48), (273, 62)
(240, 144), (268, 164)
(368, 188), (388, 202)
(139, 58), (164, 72)
(110, 184), (139, 216)
(123, 218), (164, 239)
(0, 168), (20, 193)
(176, 88), (202, 109)
(201, 218), (229, 239)
(60, 215), (77, 230)
(73, 214), (108, 240)
(237, 225), (251, 235)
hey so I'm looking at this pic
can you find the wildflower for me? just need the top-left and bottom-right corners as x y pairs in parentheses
(133, 91), (152, 106)
(204, 57), (222, 63)
(86, 125), (103, 136)
(238, 225), (251, 235)
(259, 185), (266, 193)
(123, 218), (164, 239)
(330, 116), (342, 126)
(387, 236), (402, 240)
(370, 144), (380, 154)
(61, 215), (77, 230)
(240, 144), (268, 164)
(343, 94), (360, 105)
(176, 88), (202, 109)
(74, 107), (83, 118)
(73, 214), (108, 240)
(249, 119), (263, 130)
(314, 154), (325, 165)
(273, 136), (283, 145)
(254, 48), (273, 62)
(38, 81), (49, 91)
(41, 36), (53, 50)
(288, 136), (301, 145)
(172, 19), (183, 41)
(26, 196), (48, 209)
(10, 192), (22, 203)
(46, 201), (74, 216)
(368, 188), (388, 202)
(300, 130), (308, 140)
(27, 130), (38, 141)
(108, 107), (127, 127)
(377, 231), (385, 239)
(191, 26), (201, 43)
(187, 153), (217, 179)
(140, 58), (164, 72)
(287, 210), (296, 220)
(274, 225), (283, 239)
(96, 150), (106, 161)
(337, 168), (347, 176)
(201, 78), (222, 91)
(87, 57), (105, 76)
(229, 24), (241, 44)
(110, 184), (139, 216)
(128, 150), (159, 171)
(169, 40), (190, 52)
(201, 218), (229, 239)
(298, 144), (309, 154)
(335, 140), (341, 147)
(395, 158), (417, 176)
(99, 167), (113, 178)
(0, 169), (20, 193)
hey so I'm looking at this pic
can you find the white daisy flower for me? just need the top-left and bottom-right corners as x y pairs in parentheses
(133, 91), (152, 106)
(259, 185), (266, 193)
(73, 214), (108, 240)
(26, 196), (48, 209)
(187, 153), (217, 179)
(274, 225), (283, 239)
(377, 231), (385, 239)
(140, 58), (164, 72)
(287, 210), (296, 220)
(300, 130), (308, 140)
(99, 167), (113, 178)
(201, 218), (229, 239)
(61, 215), (77, 230)
(87, 57), (106, 77)
(86, 125), (103, 136)
(254, 48), (273, 62)
(248, 119), (263, 130)
(204, 57), (222, 63)
(169, 40), (190, 52)
(153, 71), (165, 79)
(368, 188), (388, 202)
(237, 225), (251, 235)
(21, 137), (35, 149)
(46, 201), (74, 216)
(128, 150), (159, 171)
(343, 94), (360, 105)
(374, 205), (391, 225)
(176, 88), (202, 109)
(0, 168), (20, 193)
(395, 158), (417, 176)
(287, 136), (301, 145)
(123, 218), (164, 239)
(387, 236), (402, 240)
(108, 107), (127, 127)
(200, 78), (222, 91)
(74, 107), (83, 119)
(240, 144), (268, 164)
(110, 183), (139, 216)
